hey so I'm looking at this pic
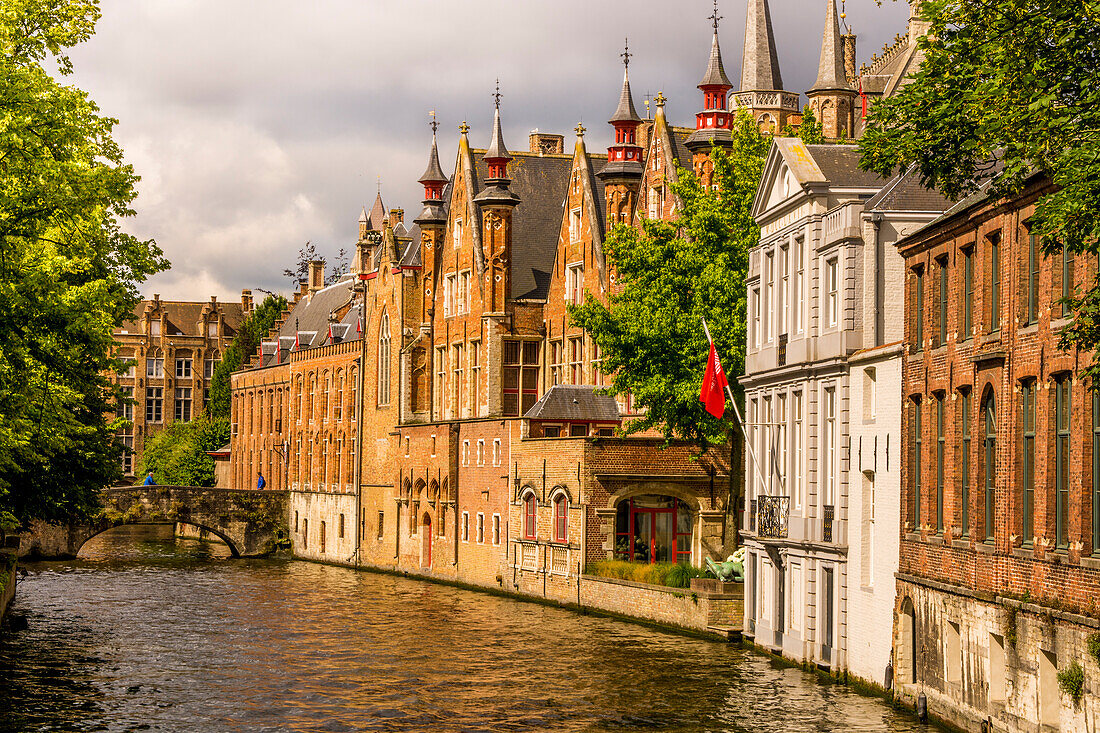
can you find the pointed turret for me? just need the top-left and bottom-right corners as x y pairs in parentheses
(415, 117), (449, 227)
(741, 0), (783, 92)
(686, 5), (735, 161)
(474, 83), (520, 207)
(600, 40), (645, 185)
(807, 0), (858, 139)
(732, 0), (798, 133)
(368, 191), (386, 230)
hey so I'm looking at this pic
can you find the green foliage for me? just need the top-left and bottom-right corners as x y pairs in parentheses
(859, 0), (1100, 376)
(1058, 660), (1085, 703)
(1088, 633), (1100, 666)
(571, 112), (769, 446)
(209, 295), (287, 419)
(585, 560), (712, 589)
(785, 106), (825, 144)
(138, 413), (229, 487)
(0, 0), (167, 524)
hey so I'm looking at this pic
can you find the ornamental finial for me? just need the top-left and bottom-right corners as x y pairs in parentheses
(709, 0), (722, 31)
(493, 79), (502, 109)
(621, 38), (632, 70)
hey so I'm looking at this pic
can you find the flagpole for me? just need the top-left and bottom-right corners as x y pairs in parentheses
(701, 317), (769, 494)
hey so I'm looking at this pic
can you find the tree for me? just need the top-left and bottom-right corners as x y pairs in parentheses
(208, 294), (288, 419)
(328, 247), (349, 285)
(571, 114), (770, 448)
(138, 413), (230, 488)
(0, 0), (167, 524)
(785, 105), (824, 144)
(859, 0), (1100, 376)
(283, 241), (321, 286)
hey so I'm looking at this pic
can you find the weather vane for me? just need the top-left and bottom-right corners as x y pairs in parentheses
(622, 38), (632, 69)
(429, 110), (438, 134)
(493, 79), (502, 109)
(709, 0), (722, 31)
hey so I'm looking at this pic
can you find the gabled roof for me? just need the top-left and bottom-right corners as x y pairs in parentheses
(865, 165), (953, 213)
(523, 385), (621, 422)
(256, 278), (359, 367)
(118, 299), (245, 338)
(752, 139), (882, 219)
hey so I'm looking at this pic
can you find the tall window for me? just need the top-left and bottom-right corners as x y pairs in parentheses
(960, 390), (971, 537)
(296, 376), (303, 422)
(938, 258), (948, 347)
(791, 391), (804, 510)
(524, 494), (536, 539)
(459, 271), (470, 315)
(779, 244), (789, 336)
(764, 251), (774, 341)
(550, 341), (564, 386)
(476, 513), (485, 544)
(120, 433), (134, 474)
(762, 396), (773, 494)
(146, 353), (164, 378)
(204, 351), (219, 379)
(470, 341), (481, 416)
(435, 347), (446, 416)
(794, 237), (805, 334)
(1021, 379), (1036, 544)
(591, 342), (604, 385)
(990, 233), (1001, 332)
(1058, 246), (1074, 318)
(146, 387), (163, 423)
(554, 495), (567, 542)
(569, 337), (583, 384)
(335, 371), (344, 422)
(1026, 231), (1040, 326)
(1054, 375), (1071, 549)
(453, 218), (462, 248)
(175, 388), (192, 422)
(936, 394), (945, 534)
(569, 209), (582, 242)
(443, 274), (455, 317)
(1093, 391), (1100, 555)
(912, 397), (922, 527)
(824, 387), (836, 508)
(962, 248), (974, 341)
(913, 266), (924, 350)
(503, 341), (539, 416)
(322, 373), (331, 420)
(453, 343), (464, 416)
(825, 258), (839, 328)
(119, 387), (134, 421)
(984, 393), (996, 542)
(176, 357), (192, 379)
(777, 394), (787, 494)
(751, 287), (761, 347)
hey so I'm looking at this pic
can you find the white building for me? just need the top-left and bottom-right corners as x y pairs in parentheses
(741, 137), (948, 684)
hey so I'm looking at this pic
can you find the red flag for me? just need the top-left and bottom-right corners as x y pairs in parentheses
(700, 342), (729, 418)
(293, 332), (300, 351)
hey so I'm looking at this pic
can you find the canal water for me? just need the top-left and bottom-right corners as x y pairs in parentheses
(0, 525), (943, 732)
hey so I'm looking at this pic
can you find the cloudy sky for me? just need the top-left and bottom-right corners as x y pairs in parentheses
(67, 0), (911, 301)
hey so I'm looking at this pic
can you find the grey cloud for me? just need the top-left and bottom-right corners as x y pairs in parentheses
(68, 0), (910, 301)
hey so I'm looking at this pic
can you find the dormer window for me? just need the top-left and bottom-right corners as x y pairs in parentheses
(150, 319), (161, 337)
(207, 321), (218, 338)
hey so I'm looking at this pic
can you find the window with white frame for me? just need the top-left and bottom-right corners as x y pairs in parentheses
(748, 399), (758, 499)
(145, 387), (163, 423)
(477, 439), (484, 466)
(566, 263), (584, 305)
(123, 358), (136, 378)
(492, 438), (501, 466)
(470, 341), (481, 417)
(792, 391), (803, 510)
(591, 341), (604, 385)
(204, 353), (218, 379)
(119, 387), (134, 421)
(569, 208), (582, 242)
(648, 187), (660, 218)
(175, 388), (192, 422)
(443, 274), (456, 317)
(150, 319), (161, 337)
(146, 353), (164, 378)
(175, 357), (192, 379)
(492, 514), (501, 545)
(550, 340), (563, 386)
(779, 244), (789, 336)
(764, 251), (774, 343)
(476, 513), (485, 544)
(378, 312), (392, 406)
(452, 342), (464, 417)
(777, 393), (787, 494)
(794, 237), (805, 333)
(453, 218), (463, 248)
(762, 396), (773, 494)
(120, 433), (134, 474)
(435, 347), (446, 416)
(824, 386), (837, 507)
(864, 367), (877, 422)
(826, 257), (839, 328)
(207, 320), (218, 338)
(457, 271), (470, 314)
(751, 287), (761, 348)
(568, 337), (583, 384)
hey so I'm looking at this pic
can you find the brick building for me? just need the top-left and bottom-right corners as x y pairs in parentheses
(111, 292), (249, 479)
(894, 173), (1100, 731)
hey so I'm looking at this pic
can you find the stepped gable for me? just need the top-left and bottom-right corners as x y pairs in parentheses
(473, 149), (573, 301)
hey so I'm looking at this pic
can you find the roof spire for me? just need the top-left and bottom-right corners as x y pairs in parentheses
(418, 113), (448, 192)
(492, 78), (502, 109)
(811, 0), (852, 91)
(699, 3), (733, 89)
(610, 39), (643, 124)
(483, 82), (512, 179)
(740, 0), (784, 92)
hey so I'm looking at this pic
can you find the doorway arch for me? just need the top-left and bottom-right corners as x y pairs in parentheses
(421, 513), (432, 568)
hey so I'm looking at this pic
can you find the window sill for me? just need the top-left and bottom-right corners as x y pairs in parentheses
(951, 538), (972, 550)
(1079, 556), (1100, 571)
(928, 535), (944, 546)
(1011, 546), (1035, 560)
(974, 542), (996, 555)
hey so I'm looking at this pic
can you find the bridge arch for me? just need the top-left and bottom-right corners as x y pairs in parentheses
(75, 520), (242, 558)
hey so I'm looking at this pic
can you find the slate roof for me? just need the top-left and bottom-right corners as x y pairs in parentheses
(523, 385), (621, 422)
(473, 150), (573, 301)
(670, 128), (695, 171)
(741, 0), (784, 92)
(699, 31), (733, 89)
(811, 0), (852, 92)
(610, 71), (643, 124)
(257, 278), (360, 368)
(805, 144), (885, 189)
(118, 300), (245, 337)
(865, 165), (953, 213)
(419, 133), (449, 184)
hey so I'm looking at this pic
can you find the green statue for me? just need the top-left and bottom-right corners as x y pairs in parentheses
(705, 547), (746, 583)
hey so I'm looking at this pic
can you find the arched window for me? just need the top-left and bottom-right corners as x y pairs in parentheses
(553, 494), (567, 543)
(335, 369), (344, 421)
(308, 374), (316, 423)
(524, 493), (537, 539)
(378, 311), (392, 406)
(323, 371), (331, 421)
(982, 390), (997, 542)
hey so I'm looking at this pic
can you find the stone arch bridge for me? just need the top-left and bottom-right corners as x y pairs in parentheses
(18, 487), (290, 559)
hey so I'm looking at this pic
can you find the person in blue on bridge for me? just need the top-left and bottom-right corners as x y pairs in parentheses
(143, 471), (156, 486)
(257, 472), (266, 490)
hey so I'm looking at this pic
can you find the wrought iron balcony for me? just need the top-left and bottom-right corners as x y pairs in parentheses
(823, 505), (835, 543)
(756, 496), (790, 539)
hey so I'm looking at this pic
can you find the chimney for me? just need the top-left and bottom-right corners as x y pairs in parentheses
(843, 34), (858, 86)
(153, 293), (160, 305)
(241, 289), (253, 312)
(308, 260), (325, 294)
(529, 131), (564, 155)
(210, 295), (217, 303)
(636, 121), (654, 158)
(388, 208), (405, 226)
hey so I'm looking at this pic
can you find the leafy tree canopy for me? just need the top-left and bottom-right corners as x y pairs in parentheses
(208, 294), (288, 419)
(859, 0), (1100, 371)
(570, 113), (770, 447)
(138, 413), (230, 488)
(0, 0), (167, 524)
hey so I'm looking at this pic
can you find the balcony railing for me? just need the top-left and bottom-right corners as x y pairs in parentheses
(757, 496), (791, 539)
(823, 505), (835, 543)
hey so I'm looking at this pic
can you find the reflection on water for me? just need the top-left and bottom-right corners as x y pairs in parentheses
(0, 525), (943, 732)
